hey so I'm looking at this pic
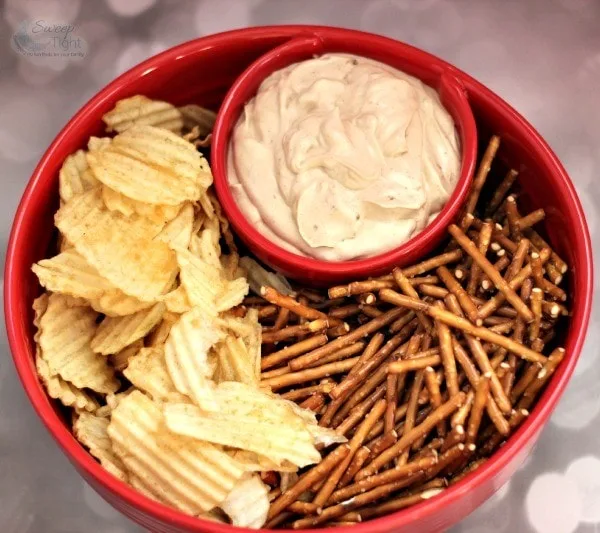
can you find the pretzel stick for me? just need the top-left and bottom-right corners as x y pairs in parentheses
(380, 290), (547, 365)
(385, 373), (398, 435)
(449, 225), (534, 322)
(392, 268), (433, 332)
(264, 513), (292, 529)
(517, 348), (565, 411)
(312, 400), (387, 509)
(424, 443), (467, 479)
(366, 431), (398, 460)
(389, 311), (417, 334)
(328, 280), (395, 299)
(418, 284), (450, 299)
(451, 390), (474, 428)
(398, 370), (425, 465)
(330, 329), (414, 400)
(477, 248), (551, 319)
(287, 501), (318, 515)
(356, 485), (445, 520)
(479, 408), (530, 456)
(333, 366), (390, 428)
(452, 339), (510, 436)
(388, 354), (441, 374)
(467, 220), (493, 296)
(349, 332), (385, 376)
(262, 319), (329, 344)
(424, 366), (446, 437)
(261, 334), (328, 370)
(509, 362), (543, 404)
(544, 262), (563, 285)
(300, 393), (326, 412)
(291, 473), (426, 529)
(261, 356), (360, 390)
(542, 300), (568, 318)
(464, 135), (501, 215)
(315, 342), (366, 367)
(289, 308), (405, 370)
(354, 294), (375, 307)
(504, 196), (522, 240)
(481, 256), (512, 291)
(334, 385), (387, 436)
(466, 373), (491, 445)
(267, 444), (351, 520)
(529, 287), (543, 342)
(273, 307), (290, 331)
(434, 299), (461, 396)
(504, 238), (530, 282)
(338, 446), (371, 488)
(281, 382), (335, 401)
(328, 455), (437, 505)
(524, 227), (568, 274)
(383, 249), (464, 279)
(258, 305), (278, 319)
(486, 169), (518, 216)
(450, 457), (488, 485)
(531, 252), (567, 301)
(437, 266), (480, 325)
(465, 335), (512, 414)
(261, 366), (290, 379)
(328, 304), (361, 319)
(516, 208), (545, 231)
(357, 392), (466, 479)
(439, 423), (466, 453)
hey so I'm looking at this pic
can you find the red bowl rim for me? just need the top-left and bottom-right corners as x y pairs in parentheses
(212, 29), (478, 279)
(4, 25), (594, 533)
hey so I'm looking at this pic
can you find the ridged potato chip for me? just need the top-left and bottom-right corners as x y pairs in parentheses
(155, 203), (194, 249)
(87, 125), (210, 205)
(36, 350), (100, 413)
(101, 185), (181, 226)
(59, 149), (99, 204)
(88, 136), (111, 152)
(220, 475), (269, 529)
(32, 249), (115, 301)
(175, 247), (222, 315)
(216, 277), (249, 313)
(108, 391), (245, 514)
(123, 347), (177, 402)
(195, 225), (222, 268)
(73, 412), (128, 481)
(159, 285), (192, 314)
(165, 308), (223, 410)
(110, 339), (143, 372)
(146, 311), (179, 347)
(229, 450), (283, 472)
(89, 290), (153, 317)
(103, 95), (184, 134)
(213, 336), (256, 386)
(164, 382), (330, 468)
(91, 303), (165, 355)
(38, 293), (119, 394)
(55, 188), (178, 301)
(178, 104), (216, 135)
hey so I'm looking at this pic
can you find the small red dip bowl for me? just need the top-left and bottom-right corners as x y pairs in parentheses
(4, 26), (593, 533)
(212, 29), (478, 285)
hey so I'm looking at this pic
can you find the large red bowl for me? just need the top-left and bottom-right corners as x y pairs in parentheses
(4, 26), (593, 533)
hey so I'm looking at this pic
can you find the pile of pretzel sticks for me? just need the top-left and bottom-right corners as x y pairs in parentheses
(245, 136), (570, 529)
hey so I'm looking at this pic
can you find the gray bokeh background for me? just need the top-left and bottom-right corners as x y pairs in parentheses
(1, 1), (599, 532)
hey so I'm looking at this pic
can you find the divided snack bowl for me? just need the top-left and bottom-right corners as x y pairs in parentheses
(4, 25), (593, 533)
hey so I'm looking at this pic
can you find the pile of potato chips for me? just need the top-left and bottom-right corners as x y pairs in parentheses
(31, 96), (343, 528)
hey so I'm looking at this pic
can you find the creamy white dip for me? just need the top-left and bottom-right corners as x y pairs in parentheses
(228, 53), (461, 261)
